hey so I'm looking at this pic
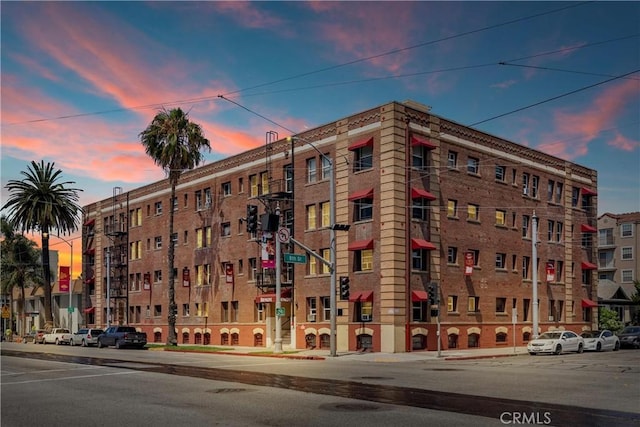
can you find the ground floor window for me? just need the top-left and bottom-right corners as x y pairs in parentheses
(319, 333), (330, 349)
(523, 331), (531, 342)
(468, 333), (480, 348)
(254, 333), (263, 346)
(306, 334), (317, 349)
(496, 332), (507, 343)
(357, 334), (373, 350)
(154, 331), (162, 343)
(448, 334), (458, 349)
(231, 332), (238, 345)
(182, 332), (189, 344)
(412, 334), (426, 350)
(221, 332), (229, 345)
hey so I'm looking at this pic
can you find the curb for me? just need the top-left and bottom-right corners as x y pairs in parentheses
(444, 352), (524, 361)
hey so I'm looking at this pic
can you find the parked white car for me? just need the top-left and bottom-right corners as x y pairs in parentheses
(42, 328), (72, 345)
(70, 328), (104, 347)
(580, 330), (620, 352)
(527, 331), (584, 355)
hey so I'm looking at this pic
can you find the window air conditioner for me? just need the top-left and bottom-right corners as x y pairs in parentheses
(307, 314), (316, 322)
(361, 314), (371, 322)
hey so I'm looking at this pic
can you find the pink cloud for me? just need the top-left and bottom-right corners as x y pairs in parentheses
(537, 79), (639, 158)
(212, 2), (285, 28)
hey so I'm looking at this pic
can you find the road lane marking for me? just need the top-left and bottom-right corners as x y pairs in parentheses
(1, 370), (144, 385)
(1, 365), (105, 377)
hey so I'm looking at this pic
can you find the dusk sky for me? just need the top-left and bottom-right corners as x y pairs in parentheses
(1, 1), (639, 275)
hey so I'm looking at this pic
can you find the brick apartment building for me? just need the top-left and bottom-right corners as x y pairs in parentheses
(81, 100), (599, 353)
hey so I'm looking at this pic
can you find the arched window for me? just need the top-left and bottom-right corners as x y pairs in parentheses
(468, 333), (480, 348)
(195, 332), (202, 344)
(182, 332), (189, 344)
(412, 334), (427, 350)
(230, 333), (239, 345)
(254, 333), (263, 347)
(221, 332), (229, 345)
(356, 334), (373, 350)
(305, 334), (317, 349)
(496, 332), (507, 343)
(523, 331), (531, 342)
(153, 331), (162, 343)
(448, 334), (458, 349)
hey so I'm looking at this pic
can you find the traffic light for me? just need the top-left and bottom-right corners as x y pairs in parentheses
(246, 205), (258, 233)
(339, 276), (350, 300)
(427, 283), (438, 305)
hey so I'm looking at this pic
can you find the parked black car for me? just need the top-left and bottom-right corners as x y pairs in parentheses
(618, 326), (640, 349)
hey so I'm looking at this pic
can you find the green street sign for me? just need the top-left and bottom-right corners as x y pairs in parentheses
(276, 307), (285, 317)
(67, 307), (75, 313)
(284, 253), (306, 264)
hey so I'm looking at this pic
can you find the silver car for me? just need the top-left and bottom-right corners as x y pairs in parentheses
(70, 328), (104, 347)
(527, 331), (584, 355)
(580, 330), (620, 352)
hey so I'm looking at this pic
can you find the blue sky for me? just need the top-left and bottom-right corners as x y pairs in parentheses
(1, 1), (639, 267)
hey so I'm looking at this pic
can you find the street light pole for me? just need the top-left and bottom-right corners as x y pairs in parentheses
(51, 235), (75, 331)
(532, 211), (539, 339)
(274, 204), (283, 353)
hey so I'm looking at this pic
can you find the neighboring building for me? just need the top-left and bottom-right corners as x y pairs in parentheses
(597, 212), (640, 324)
(81, 100), (599, 353)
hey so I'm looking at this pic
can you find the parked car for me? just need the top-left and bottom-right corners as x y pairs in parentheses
(527, 331), (584, 355)
(97, 326), (147, 349)
(70, 328), (104, 347)
(618, 326), (640, 349)
(580, 330), (620, 352)
(42, 328), (72, 345)
(23, 329), (46, 344)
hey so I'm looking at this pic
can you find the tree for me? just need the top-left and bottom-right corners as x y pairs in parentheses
(1, 216), (44, 335)
(139, 108), (210, 345)
(598, 307), (624, 333)
(2, 161), (82, 328)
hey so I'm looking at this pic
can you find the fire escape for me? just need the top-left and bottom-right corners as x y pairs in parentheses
(105, 186), (129, 326)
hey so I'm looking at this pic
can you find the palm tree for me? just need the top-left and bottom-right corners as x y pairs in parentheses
(2, 161), (82, 328)
(139, 108), (210, 345)
(1, 216), (44, 335)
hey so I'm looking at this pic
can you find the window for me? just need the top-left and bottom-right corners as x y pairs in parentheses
(512, 254), (517, 271)
(496, 298), (507, 313)
(355, 197), (373, 221)
(221, 302), (229, 322)
(447, 295), (458, 312)
(522, 256), (530, 279)
(321, 248), (331, 274)
(284, 165), (293, 193)
(195, 190), (203, 210)
(154, 201), (163, 215)
(250, 174), (258, 197)
(522, 173), (530, 196)
(309, 254), (317, 275)
(412, 197), (428, 220)
(547, 220), (555, 241)
(496, 253), (506, 269)
(621, 223), (633, 237)
(447, 199), (458, 218)
(357, 300), (373, 322)
(321, 155), (331, 180)
(260, 172), (269, 195)
(467, 157), (479, 174)
(256, 302), (265, 322)
(307, 158), (317, 183)
(307, 297), (317, 322)
(306, 205), (316, 230)
(320, 202), (331, 227)
(172, 197), (178, 211)
(231, 301), (238, 322)
(447, 247), (458, 264)
(555, 182), (563, 204)
(222, 182), (231, 196)
(570, 186), (580, 207)
(154, 236), (162, 250)
(556, 261), (563, 282)
(495, 165), (505, 182)
(196, 228), (204, 248)
(412, 249), (428, 271)
(413, 145), (427, 169)
(447, 151), (458, 168)
(204, 188), (212, 207)
(468, 296), (479, 313)
(621, 247), (633, 260)
(238, 177), (244, 193)
(469, 249), (480, 266)
(531, 175), (540, 198)
(355, 249), (373, 271)
(354, 145), (373, 172)
(495, 210), (506, 226)
(547, 180), (555, 201)
(522, 215), (530, 238)
(556, 222), (563, 242)
(321, 296), (331, 321)
(523, 299), (530, 322)
(221, 222), (231, 237)
(599, 228), (614, 246)
(154, 305), (162, 317)
(621, 270), (634, 282)
(249, 258), (257, 281)
(467, 204), (479, 221)
(182, 303), (190, 317)
(171, 233), (178, 245)
(154, 270), (162, 283)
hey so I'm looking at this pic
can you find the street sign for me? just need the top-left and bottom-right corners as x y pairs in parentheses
(1, 306), (9, 319)
(68, 307), (75, 313)
(277, 227), (290, 244)
(284, 253), (306, 264)
(276, 307), (285, 317)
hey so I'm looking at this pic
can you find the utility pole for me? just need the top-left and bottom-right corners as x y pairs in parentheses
(274, 204), (283, 353)
(532, 211), (539, 339)
(106, 247), (111, 328)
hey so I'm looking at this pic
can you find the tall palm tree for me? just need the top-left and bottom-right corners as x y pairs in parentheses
(2, 161), (82, 328)
(139, 108), (210, 345)
(1, 216), (44, 335)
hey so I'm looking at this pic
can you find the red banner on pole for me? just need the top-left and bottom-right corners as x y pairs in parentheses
(546, 262), (555, 283)
(59, 266), (70, 292)
(464, 252), (474, 276)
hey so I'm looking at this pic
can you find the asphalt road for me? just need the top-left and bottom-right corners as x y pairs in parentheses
(2, 343), (639, 426)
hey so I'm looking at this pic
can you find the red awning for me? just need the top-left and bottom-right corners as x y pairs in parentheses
(83, 218), (95, 227)
(411, 238), (436, 250)
(581, 299), (598, 308)
(349, 290), (374, 302)
(254, 288), (292, 304)
(581, 261), (598, 270)
(348, 188), (374, 201)
(348, 239), (374, 251)
(83, 307), (95, 314)
(348, 137), (373, 151)
(411, 135), (436, 149)
(581, 187), (597, 196)
(581, 224), (597, 233)
(411, 188), (436, 200)
(412, 290), (429, 302)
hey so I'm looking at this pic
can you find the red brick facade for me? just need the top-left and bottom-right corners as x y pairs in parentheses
(81, 101), (598, 353)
